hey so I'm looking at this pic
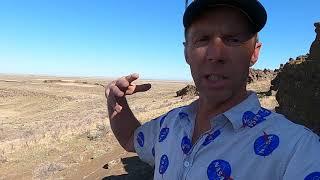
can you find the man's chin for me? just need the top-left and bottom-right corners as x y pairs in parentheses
(199, 90), (231, 104)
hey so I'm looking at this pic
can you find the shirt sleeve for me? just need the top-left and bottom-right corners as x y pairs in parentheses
(283, 129), (320, 179)
(133, 115), (163, 167)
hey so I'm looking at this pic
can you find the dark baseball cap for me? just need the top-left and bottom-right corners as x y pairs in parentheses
(183, 0), (267, 33)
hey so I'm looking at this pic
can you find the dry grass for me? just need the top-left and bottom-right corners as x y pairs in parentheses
(0, 75), (277, 179)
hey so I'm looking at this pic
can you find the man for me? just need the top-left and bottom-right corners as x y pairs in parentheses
(106, 0), (320, 179)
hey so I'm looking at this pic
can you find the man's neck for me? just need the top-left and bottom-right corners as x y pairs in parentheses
(191, 90), (249, 144)
(196, 90), (249, 122)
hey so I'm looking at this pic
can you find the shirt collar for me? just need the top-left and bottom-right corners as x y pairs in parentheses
(182, 99), (198, 123)
(181, 91), (262, 131)
(223, 91), (262, 131)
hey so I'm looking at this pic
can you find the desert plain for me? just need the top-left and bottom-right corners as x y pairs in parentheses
(0, 74), (277, 180)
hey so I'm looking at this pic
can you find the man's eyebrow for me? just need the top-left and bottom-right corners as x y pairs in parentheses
(190, 30), (202, 35)
(189, 30), (208, 37)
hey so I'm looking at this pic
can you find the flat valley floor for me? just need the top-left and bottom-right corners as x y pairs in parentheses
(0, 74), (277, 179)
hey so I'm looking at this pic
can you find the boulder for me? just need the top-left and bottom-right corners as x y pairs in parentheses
(176, 85), (198, 98)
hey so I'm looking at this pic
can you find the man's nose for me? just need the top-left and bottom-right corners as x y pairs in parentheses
(206, 37), (226, 64)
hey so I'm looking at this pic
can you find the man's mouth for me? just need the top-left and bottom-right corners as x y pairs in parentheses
(206, 74), (227, 81)
(203, 74), (228, 89)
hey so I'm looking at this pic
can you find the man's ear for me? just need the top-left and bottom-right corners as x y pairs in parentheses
(250, 42), (262, 67)
(183, 42), (190, 65)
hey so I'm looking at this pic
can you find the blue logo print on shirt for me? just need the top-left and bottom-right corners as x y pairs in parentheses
(305, 172), (320, 180)
(137, 132), (144, 147)
(242, 108), (271, 128)
(203, 129), (221, 146)
(179, 112), (188, 120)
(207, 159), (233, 180)
(160, 109), (177, 128)
(159, 154), (169, 175)
(181, 136), (192, 154)
(242, 111), (265, 128)
(254, 132), (279, 157)
(257, 107), (272, 117)
(159, 127), (169, 142)
(160, 115), (167, 128)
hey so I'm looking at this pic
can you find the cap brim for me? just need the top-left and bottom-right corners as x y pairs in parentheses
(183, 0), (267, 33)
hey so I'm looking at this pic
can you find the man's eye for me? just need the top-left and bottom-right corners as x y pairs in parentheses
(225, 37), (240, 43)
(192, 36), (209, 47)
(196, 36), (209, 42)
(223, 35), (245, 46)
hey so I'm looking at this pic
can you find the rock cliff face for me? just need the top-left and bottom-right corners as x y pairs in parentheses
(309, 22), (320, 60)
(270, 22), (320, 135)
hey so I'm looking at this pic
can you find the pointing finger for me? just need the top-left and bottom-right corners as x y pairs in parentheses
(125, 83), (151, 95)
(134, 83), (151, 93)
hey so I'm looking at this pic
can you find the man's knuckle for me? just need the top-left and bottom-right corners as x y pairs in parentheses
(115, 79), (122, 85)
(117, 80), (129, 88)
(109, 85), (118, 93)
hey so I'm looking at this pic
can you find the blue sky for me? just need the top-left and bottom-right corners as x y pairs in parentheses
(0, 0), (319, 80)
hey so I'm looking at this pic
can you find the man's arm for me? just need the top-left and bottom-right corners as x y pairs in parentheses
(283, 129), (320, 179)
(105, 73), (151, 152)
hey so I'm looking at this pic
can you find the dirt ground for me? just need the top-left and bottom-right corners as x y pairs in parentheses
(0, 74), (277, 180)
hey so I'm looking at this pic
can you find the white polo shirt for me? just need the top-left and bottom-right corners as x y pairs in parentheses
(134, 92), (320, 180)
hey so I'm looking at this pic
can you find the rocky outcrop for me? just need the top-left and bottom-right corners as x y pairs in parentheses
(177, 68), (276, 99)
(309, 22), (320, 60)
(270, 22), (320, 135)
(248, 68), (277, 84)
(176, 85), (198, 98)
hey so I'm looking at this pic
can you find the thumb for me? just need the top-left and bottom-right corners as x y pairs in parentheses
(126, 83), (151, 95)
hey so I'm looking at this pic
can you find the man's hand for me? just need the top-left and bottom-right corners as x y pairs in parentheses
(105, 73), (151, 152)
(105, 73), (151, 118)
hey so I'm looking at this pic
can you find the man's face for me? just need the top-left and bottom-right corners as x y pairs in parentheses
(184, 6), (261, 104)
